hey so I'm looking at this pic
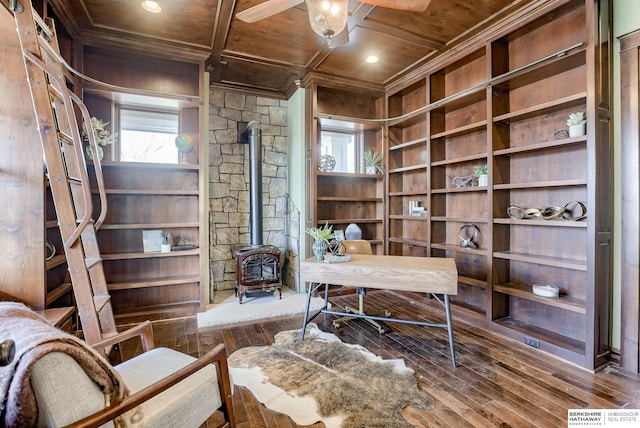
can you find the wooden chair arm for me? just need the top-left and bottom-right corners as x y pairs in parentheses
(66, 343), (232, 428)
(90, 320), (155, 355)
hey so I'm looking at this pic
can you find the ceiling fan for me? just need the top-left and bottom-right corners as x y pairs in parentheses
(236, 0), (432, 47)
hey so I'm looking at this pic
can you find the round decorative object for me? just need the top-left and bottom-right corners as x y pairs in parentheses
(532, 284), (560, 298)
(175, 134), (194, 153)
(458, 223), (479, 248)
(345, 223), (362, 240)
(45, 241), (56, 261)
(318, 154), (336, 172)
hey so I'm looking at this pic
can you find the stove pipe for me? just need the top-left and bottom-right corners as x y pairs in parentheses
(242, 121), (263, 247)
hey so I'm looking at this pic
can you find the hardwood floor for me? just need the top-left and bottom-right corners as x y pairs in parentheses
(142, 290), (640, 427)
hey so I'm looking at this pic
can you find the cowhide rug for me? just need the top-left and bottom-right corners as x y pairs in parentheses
(228, 323), (433, 428)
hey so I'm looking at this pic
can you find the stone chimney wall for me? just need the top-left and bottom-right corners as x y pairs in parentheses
(208, 89), (297, 298)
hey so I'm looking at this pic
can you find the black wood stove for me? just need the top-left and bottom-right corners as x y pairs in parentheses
(233, 121), (282, 303)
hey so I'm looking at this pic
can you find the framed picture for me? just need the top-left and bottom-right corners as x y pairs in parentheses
(142, 230), (163, 253)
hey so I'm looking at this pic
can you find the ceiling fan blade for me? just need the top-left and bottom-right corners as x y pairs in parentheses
(360, 0), (431, 12)
(236, 0), (304, 23)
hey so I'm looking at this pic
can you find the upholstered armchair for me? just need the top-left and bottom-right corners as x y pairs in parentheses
(0, 303), (235, 428)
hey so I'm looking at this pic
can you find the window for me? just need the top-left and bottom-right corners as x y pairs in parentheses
(320, 130), (357, 173)
(118, 108), (179, 163)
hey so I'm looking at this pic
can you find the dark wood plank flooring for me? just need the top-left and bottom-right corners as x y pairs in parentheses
(140, 290), (640, 427)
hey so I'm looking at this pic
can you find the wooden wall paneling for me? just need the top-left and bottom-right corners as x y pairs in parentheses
(0, 5), (46, 307)
(619, 28), (640, 373)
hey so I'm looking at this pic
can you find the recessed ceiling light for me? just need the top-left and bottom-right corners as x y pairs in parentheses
(141, 0), (162, 13)
(365, 55), (379, 64)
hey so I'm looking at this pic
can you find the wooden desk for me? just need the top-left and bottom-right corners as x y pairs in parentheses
(300, 254), (458, 366)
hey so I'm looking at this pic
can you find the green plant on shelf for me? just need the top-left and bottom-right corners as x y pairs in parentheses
(566, 111), (586, 126)
(474, 165), (488, 177)
(363, 149), (384, 175)
(305, 222), (335, 244)
(160, 231), (169, 245)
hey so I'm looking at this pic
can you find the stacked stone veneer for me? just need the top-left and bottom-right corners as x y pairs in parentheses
(208, 89), (299, 299)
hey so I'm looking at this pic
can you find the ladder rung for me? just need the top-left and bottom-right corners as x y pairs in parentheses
(94, 295), (111, 313)
(85, 257), (102, 269)
(57, 130), (74, 145)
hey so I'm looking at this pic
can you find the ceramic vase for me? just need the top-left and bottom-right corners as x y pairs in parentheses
(478, 174), (488, 187)
(568, 123), (586, 138)
(312, 241), (327, 261)
(345, 223), (362, 240)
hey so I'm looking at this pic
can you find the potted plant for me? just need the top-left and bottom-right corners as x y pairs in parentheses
(305, 222), (335, 261)
(82, 117), (117, 161)
(566, 112), (586, 138)
(474, 165), (488, 187)
(160, 231), (171, 253)
(363, 149), (384, 175)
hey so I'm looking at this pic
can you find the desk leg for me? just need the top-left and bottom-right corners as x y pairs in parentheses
(444, 294), (456, 367)
(301, 282), (314, 340)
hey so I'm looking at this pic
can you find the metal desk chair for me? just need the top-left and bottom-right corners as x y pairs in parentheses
(332, 240), (391, 334)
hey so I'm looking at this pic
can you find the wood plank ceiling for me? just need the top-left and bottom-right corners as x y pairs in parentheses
(46, 0), (517, 98)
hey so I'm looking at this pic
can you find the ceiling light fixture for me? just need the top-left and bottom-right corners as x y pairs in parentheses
(141, 0), (162, 13)
(366, 55), (379, 64)
(306, 0), (348, 47)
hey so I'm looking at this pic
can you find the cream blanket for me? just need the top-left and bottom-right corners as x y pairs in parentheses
(0, 302), (127, 427)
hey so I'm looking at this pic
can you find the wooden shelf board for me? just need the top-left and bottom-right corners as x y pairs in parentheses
(493, 178), (586, 189)
(46, 282), (72, 306)
(493, 136), (586, 156)
(493, 283), (586, 314)
(431, 186), (487, 194)
(389, 190), (428, 196)
(388, 111), (426, 128)
(99, 189), (199, 196)
(431, 86), (486, 112)
(317, 218), (383, 225)
(108, 274), (201, 291)
(389, 215), (428, 220)
(431, 216), (488, 223)
(101, 248), (200, 260)
(389, 136), (428, 151)
(493, 250), (587, 271)
(431, 242), (487, 255)
(431, 152), (488, 167)
(430, 120), (487, 140)
(36, 307), (75, 328)
(46, 254), (67, 270)
(389, 237), (429, 247)
(458, 275), (488, 289)
(493, 92), (587, 123)
(317, 197), (382, 202)
(317, 171), (382, 179)
(99, 222), (200, 230)
(493, 317), (585, 355)
(493, 218), (587, 228)
(45, 220), (58, 229)
(491, 46), (586, 90)
(388, 164), (429, 173)
(450, 299), (487, 316)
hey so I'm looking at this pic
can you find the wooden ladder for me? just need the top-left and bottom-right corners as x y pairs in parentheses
(12, 0), (117, 346)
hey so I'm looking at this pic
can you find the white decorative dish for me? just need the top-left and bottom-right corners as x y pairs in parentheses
(532, 284), (560, 298)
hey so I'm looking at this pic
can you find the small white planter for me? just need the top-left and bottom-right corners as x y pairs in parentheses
(161, 244), (171, 253)
(365, 166), (377, 174)
(478, 174), (488, 187)
(568, 123), (586, 138)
